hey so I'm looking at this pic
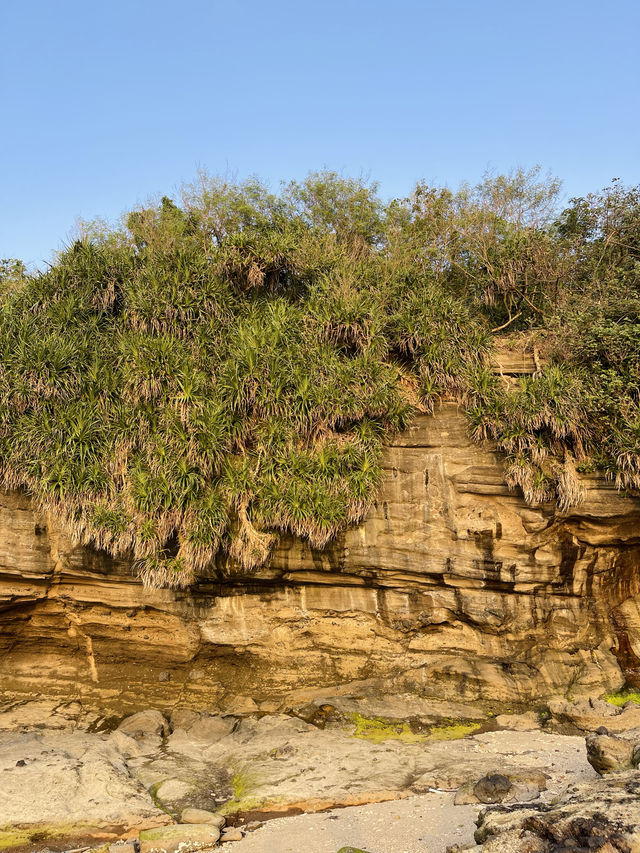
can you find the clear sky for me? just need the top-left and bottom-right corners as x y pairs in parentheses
(2, 0), (639, 267)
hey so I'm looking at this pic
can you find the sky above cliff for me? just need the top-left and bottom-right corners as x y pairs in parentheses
(2, 0), (639, 267)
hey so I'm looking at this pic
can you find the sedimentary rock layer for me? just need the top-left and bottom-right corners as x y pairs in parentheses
(1, 402), (639, 712)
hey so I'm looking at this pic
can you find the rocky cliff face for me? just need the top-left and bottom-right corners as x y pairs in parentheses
(1, 392), (640, 714)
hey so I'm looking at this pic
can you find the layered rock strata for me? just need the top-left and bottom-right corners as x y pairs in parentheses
(1, 398), (639, 712)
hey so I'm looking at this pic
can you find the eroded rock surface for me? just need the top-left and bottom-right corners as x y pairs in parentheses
(1, 398), (639, 712)
(474, 772), (640, 852)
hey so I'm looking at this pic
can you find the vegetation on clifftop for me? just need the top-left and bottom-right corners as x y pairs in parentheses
(2, 170), (639, 587)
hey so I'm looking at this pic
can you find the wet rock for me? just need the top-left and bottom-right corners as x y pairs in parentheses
(180, 807), (225, 827)
(138, 824), (220, 853)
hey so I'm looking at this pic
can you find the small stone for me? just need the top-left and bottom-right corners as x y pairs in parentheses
(15, 759), (25, 767)
(158, 671), (172, 682)
(138, 824), (220, 853)
(180, 807), (225, 828)
(220, 828), (243, 842)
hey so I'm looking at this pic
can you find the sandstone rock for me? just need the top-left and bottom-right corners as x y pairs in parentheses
(1, 399), (639, 711)
(118, 710), (169, 739)
(220, 828), (243, 841)
(586, 732), (636, 774)
(180, 808), (225, 827)
(186, 715), (237, 742)
(169, 708), (200, 731)
(495, 712), (540, 732)
(548, 698), (640, 733)
(454, 782), (479, 805)
(154, 779), (194, 803)
(108, 730), (147, 759)
(0, 728), (169, 827)
(138, 824), (220, 853)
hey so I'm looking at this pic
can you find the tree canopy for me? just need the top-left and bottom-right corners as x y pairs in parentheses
(2, 169), (638, 587)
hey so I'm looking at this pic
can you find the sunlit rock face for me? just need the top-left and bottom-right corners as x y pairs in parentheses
(1, 400), (639, 714)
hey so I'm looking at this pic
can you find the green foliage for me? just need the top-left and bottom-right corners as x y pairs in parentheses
(1, 170), (639, 587)
(604, 689), (640, 707)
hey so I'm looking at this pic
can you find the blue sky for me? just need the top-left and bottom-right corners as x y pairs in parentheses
(2, 0), (639, 267)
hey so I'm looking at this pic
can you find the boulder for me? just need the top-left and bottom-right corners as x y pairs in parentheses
(456, 770), (547, 806)
(169, 708), (200, 731)
(473, 773), (512, 804)
(118, 710), (169, 739)
(585, 732), (636, 774)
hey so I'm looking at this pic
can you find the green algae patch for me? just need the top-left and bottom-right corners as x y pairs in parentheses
(218, 796), (265, 817)
(0, 823), (76, 851)
(604, 689), (640, 707)
(0, 828), (32, 851)
(427, 721), (482, 740)
(348, 713), (430, 743)
(347, 713), (481, 743)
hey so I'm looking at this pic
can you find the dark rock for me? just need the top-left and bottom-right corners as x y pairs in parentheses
(473, 773), (513, 804)
(475, 771), (640, 850)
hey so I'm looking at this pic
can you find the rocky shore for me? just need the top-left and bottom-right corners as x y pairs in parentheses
(2, 694), (640, 852)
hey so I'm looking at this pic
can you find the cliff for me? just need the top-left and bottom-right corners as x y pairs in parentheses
(2, 367), (639, 715)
